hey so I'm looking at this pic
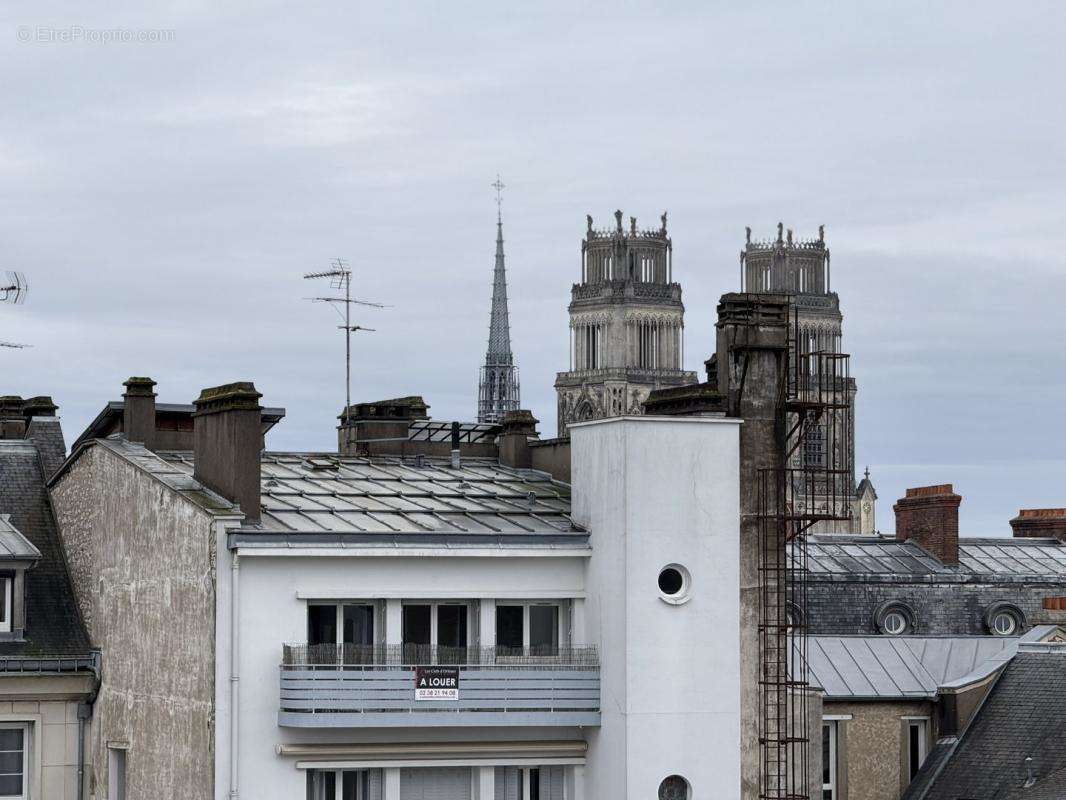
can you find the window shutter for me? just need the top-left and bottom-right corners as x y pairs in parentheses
(495, 767), (520, 800)
(546, 767), (565, 800)
(401, 768), (472, 800)
(367, 769), (383, 800)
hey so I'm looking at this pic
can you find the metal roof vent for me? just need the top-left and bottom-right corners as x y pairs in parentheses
(1024, 756), (1036, 788)
(306, 456), (339, 471)
(416, 454), (426, 468)
(527, 491), (536, 508)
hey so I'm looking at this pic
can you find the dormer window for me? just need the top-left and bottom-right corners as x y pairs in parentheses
(0, 515), (43, 641)
(0, 576), (11, 634)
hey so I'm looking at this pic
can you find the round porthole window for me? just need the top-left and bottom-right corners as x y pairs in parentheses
(883, 610), (908, 635)
(874, 601), (917, 636)
(985, 603), (1025, 637)
(991, 611), (1017, 636)
(659, 775), (691, 800)
(658, 564), (691, 605)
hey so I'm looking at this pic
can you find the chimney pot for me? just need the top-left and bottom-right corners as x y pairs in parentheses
(122, 377), (157, 448)
(193, 381), (263, 524)
(450, 421), (461, 469)
(893, 483), (962, 565)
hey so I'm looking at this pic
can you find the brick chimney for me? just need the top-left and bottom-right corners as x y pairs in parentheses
(193, 382), (262, 524)
(894, 484), (962, 565)
(499, 410), (540, 469)
(1011, 509), (1066, 541)
(122, 377), (157, 449)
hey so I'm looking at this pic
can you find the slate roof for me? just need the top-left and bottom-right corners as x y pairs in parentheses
(146, 449), (582, 547)
(807, 632), (1054, 700)
(803, 534), (1066, 579)
(905, 645), (1066, 800)
(0, 439), (93, 660)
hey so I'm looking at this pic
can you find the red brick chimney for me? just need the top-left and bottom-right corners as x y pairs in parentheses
(1010, 509), (1066, 541)
(193, 382), (263, 524)
(894, 484), (962, 565)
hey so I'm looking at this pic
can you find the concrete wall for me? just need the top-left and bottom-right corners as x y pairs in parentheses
(571, 415), (742, 800)
(229, 552), (589, 799)
(529, 438), (570, 484)
(51, 445), (218, 800)
(823, 700), (935, 800)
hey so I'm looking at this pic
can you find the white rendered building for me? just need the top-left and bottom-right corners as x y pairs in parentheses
(51, 382), (741, 800)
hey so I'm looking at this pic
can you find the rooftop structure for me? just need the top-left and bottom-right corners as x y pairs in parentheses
(477, 177), (521, 424)
(554, 210), (696, 435)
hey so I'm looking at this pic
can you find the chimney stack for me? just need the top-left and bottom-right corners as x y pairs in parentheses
(123, 377), (157, 449)
(450, 421), (461, 469)
(0, 396), (26, 439)
(193, 382), (263, 524)
(1010, 509), (1066, 542)
(499, 410), (540, 469)
(894, 484), (962, 565)
(338, 396), (429, 457)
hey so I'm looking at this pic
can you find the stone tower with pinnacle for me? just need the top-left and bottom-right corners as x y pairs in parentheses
(742, 223), (859, 531)
(477, 177), (521, 424)
(554, 210), (697, 436)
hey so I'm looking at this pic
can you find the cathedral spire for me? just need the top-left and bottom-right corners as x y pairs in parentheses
(478, 176), (520, 423)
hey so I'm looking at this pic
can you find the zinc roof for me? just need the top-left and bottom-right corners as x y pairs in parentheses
(804, 535), (1066, 578)
(808, 629), (1056, 700)
(157, 451), (579, 540)
(0, 514), (42, 561)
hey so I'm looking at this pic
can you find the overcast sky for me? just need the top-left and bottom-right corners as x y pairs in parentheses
(3, 2), (1064, 536)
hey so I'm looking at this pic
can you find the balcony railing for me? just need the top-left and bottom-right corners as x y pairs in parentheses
(278, 645), (600, 728)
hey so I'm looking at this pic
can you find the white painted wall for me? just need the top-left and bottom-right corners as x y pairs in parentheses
(229, 552), (589, 800)
(571, 416), (742, 800)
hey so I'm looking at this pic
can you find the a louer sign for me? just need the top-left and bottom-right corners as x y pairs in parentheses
(414, 666), (460, 700)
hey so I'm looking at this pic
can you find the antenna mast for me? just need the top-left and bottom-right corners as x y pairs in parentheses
(304, 259), (385, 448)
(1, 271), (31, 349)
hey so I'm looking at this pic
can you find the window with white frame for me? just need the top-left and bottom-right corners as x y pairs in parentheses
(402, 602), (472, 663)
(905, 718), (929, 783)
(306, 769), (381, 800)
(495, 602), (562, 656)
(0, 577), (12, 634)
(0, 724), (26, 800)
(822, 720), (837, 800)
(308, 602), (377, 664)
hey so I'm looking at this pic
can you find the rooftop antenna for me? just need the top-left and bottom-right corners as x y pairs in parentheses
(303, 259), (386, 449)
(1, 271), (30, 349)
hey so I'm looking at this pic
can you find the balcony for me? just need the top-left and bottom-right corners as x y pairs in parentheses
(278, 645), (601, 728)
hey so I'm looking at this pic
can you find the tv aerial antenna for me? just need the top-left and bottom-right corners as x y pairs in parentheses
(304, 259), (387, 444)
(1, 272), (31, 349)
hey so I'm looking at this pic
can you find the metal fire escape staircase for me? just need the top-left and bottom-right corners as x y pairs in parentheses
(758, 313), (853, 800)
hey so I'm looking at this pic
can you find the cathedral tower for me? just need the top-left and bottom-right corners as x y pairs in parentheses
(477, 179), (520, 423)
(555, 210), (697, 436)
(742, 223), (859, 531)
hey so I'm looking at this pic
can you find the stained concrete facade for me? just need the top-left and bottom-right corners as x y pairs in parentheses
(50, 442), (230, 800)
(555, 211), (696, 435)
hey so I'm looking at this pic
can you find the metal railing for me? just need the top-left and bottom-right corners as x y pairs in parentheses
(282, 643), (599, 667)
(278, 644), (601, 728)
